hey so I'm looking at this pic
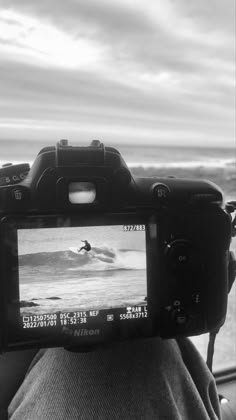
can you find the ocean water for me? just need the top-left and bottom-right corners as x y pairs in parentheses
(119, 144), (235, 169)
(1, 139), (236, 370)
(1, 140), (235, 201)
(0, 140), (235, 169)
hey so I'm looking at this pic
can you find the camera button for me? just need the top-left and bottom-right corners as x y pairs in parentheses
(152, 183), (170, 202)
(11, 187), (30, 201)
(172, 308), (189, 326)
(173, 299), (181, 307)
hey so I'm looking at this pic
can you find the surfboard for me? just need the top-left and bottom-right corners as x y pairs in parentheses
(69, 247), (93, 256)
(69, 247), (114, 263)
(69, 247), (82, 255)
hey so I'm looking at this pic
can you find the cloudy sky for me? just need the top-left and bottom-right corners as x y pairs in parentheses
(0, 0), (235, 147)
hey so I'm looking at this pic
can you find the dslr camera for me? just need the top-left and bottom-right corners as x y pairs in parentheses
(0, 140), (234, 352)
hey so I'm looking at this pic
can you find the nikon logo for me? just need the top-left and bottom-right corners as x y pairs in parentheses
(62, 326), (100, 337)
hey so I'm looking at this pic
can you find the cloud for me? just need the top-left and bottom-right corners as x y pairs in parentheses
(0, 0), (235, 147)
(0, 9), (106, 69)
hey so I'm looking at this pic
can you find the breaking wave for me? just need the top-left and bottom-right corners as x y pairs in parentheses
(19, 246), (146, 272)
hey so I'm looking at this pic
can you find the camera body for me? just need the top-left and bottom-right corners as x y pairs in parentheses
(0, 140), (232, 352)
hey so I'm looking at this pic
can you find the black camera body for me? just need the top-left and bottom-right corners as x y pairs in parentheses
(0, 140), (233, 352)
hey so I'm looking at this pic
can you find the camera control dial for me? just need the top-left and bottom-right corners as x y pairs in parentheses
(165, 239), (196, 270)
(0, 163), (30, 186)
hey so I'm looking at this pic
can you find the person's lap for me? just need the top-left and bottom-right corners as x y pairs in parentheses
(8, 337), (221, 420)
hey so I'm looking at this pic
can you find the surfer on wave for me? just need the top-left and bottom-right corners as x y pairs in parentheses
(78, 240), (91, 253)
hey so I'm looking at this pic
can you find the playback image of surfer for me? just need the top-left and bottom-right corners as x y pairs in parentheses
(78, 240), (91, 253)
(18, 224), (147, 316)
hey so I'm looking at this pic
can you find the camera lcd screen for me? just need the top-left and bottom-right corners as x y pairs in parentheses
(17, 223), (147, 333)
